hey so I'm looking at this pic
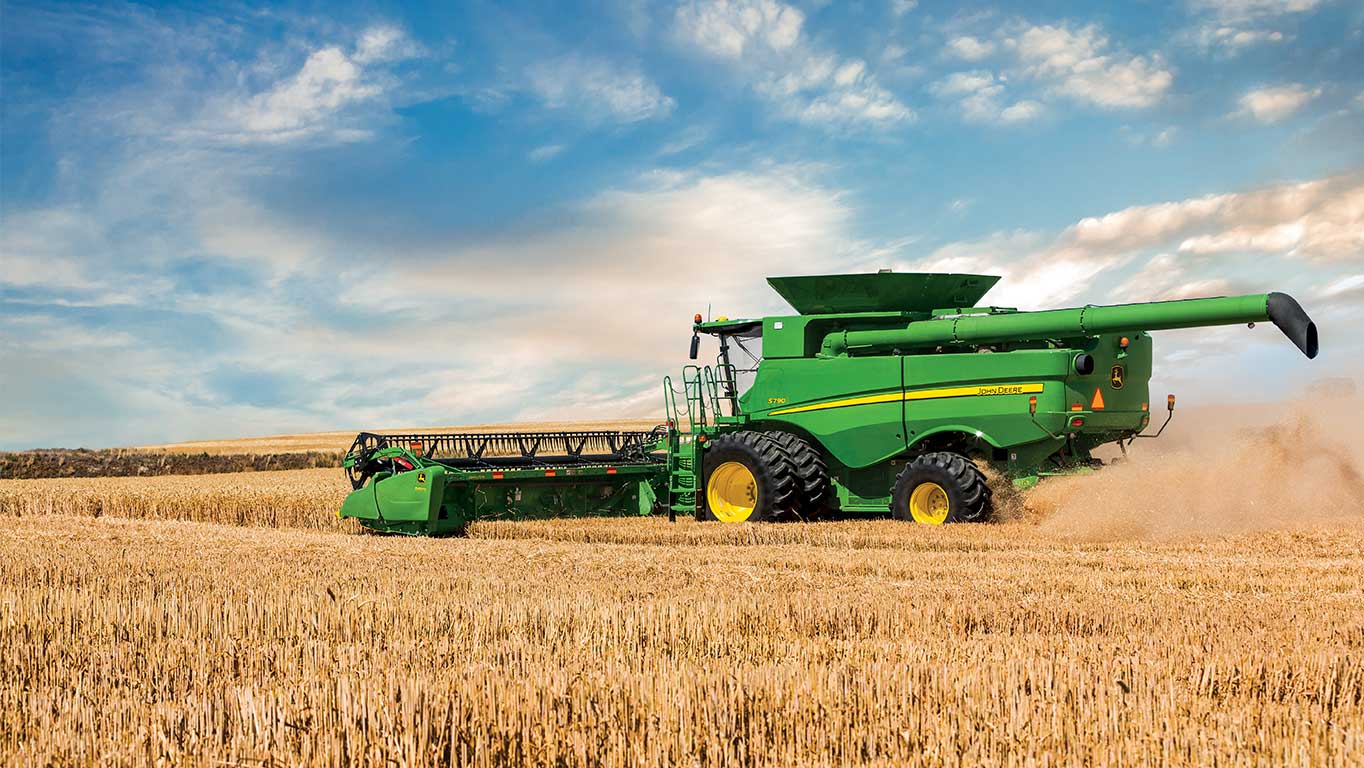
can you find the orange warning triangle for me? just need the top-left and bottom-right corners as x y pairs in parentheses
(1090, 387), (1106, 410)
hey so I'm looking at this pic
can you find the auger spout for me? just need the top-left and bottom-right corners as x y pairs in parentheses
(821, 292), (1319, 359)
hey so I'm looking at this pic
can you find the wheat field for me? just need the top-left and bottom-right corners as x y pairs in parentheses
(2, 514), (1362, 766)
(2, 404), (1363, 766)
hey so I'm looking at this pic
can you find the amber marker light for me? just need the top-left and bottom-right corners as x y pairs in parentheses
(694, 313), (703, 324)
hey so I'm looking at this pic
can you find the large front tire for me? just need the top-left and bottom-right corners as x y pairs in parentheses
(891, 452), (994, 524)
(702, 432), (802, 523)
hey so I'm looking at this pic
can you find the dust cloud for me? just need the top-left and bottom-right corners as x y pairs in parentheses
(1019, 392), (1364, 541)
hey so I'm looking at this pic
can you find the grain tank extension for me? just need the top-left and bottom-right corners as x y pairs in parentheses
(338, 271), (1318, 532)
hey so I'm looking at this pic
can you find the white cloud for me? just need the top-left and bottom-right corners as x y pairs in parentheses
(932, 70), (995, 96)
(900, 172), (1364, 310)
(1006, 24), (1173, 108)
(891, 0), (918, 16)
(675, 0), (913, 127)
(1187, 0), (1321, 53)
(999, 99), (1044, 123)
(1173, 183), (1364, 261)
(930, 71), (1044, 124)
(675, 0), (804, 58)
(1121, 125), (1179, 147)
(526, 55), (674, 123)
(1110, 253), (1240, 302)
(359, 167), (855, 319)
(659, 125), (711, 155)
(931, 20), (1172, 123)
(354, 24), (422, 64)
(227, 47), (380, 140)
(1192, 0), (1324, 23)
(1321, 273), (1364, 300)
(528, 144), (565, 162)
(211, 26), (419, 145)
(324, 166), (873, 423)
(1236, 84), (1322, 123)
(1194, 26), (1286, 52)
(945, 35), (996, 61)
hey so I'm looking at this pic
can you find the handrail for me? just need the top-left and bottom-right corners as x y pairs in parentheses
(682, 365), (707, 431)
(711, 361), (740, 416)
(662, 375), (679, 429)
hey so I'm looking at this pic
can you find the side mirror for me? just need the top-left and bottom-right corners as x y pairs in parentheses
(689, 333), (700, 360)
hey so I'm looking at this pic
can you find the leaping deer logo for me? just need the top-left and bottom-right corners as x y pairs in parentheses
(1110, 365), (1125, 390)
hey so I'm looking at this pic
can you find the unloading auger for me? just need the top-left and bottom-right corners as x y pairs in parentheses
(339, 271), (1318, 534)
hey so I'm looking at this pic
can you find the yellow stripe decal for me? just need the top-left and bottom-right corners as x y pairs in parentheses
(769, 382), (1044, 416)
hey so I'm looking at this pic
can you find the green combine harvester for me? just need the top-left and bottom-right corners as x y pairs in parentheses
(339, 272), (1318, 534)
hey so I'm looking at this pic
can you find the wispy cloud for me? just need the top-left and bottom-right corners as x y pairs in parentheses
(1005, 23), (1173, 109)
(901, 171), (1364, 309)
(930, 70), (1043, 124)
(890, 0), (918, 17)
(675, 0), (913, 128)
(1236, 83), (1322, 123)
(945, 35), (996, 62)
(202, 26), (423, 146)
(1185, 0), (1324, 53)
(1192, 0), (1325, 24)
(525, 54), (674, 124)
(930, 19), (1173, 125)
(528, 144), (566, 162)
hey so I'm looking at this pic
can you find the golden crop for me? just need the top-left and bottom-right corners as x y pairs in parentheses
(2, 405), (1361, 765)
(0, 469), (351, 531)
(2, 513), (1362, 766)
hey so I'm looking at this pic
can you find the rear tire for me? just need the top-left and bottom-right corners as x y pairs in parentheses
(763, 431), (830, 520)
(891, 452), (994, 524)
(702, 432), (802, 523)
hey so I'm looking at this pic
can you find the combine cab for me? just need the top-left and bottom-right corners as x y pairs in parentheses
(339, 271), (1318, 533)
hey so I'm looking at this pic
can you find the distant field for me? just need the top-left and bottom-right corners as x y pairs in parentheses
(133, 419), (660, 455)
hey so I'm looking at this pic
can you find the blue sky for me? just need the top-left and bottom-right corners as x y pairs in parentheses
(2, 0), (1362, 450)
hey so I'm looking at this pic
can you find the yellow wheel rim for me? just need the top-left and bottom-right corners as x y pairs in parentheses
(707, 461), (759, 523)
(908, 481), (950, 525)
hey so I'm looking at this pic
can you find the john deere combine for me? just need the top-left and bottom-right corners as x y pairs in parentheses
(339, 272), (1318, 533)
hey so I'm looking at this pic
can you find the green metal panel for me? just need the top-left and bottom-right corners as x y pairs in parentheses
(761, 316), (807, 359)
(374, 466), (446, 523)
(742, 356), (906, 468)
(768, 273), (1000, 314)
(338, 482), (380, 520)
